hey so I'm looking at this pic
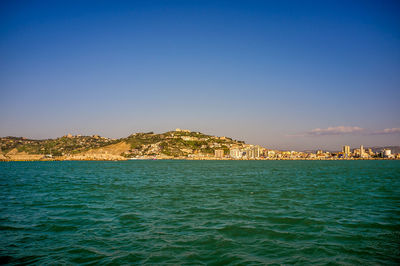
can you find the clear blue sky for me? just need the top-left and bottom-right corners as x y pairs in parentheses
(1, 0), (399, 150)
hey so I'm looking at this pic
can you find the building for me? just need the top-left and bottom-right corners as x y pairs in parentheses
(342, 145), (351, 157)
(360, 145), (365, 157)
(266, 150), (275, 158)
(383, 149), (392, 158)
(230, 148), (242, 159)
(181, 136), (198, 141)
(246, 146), (260, 159)
(246, 148), (254, 159)
(175, 128), (191, 133)
(215, 149), (224, 158)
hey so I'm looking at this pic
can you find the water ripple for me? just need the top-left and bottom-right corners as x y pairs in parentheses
(0, 160), (399, 264)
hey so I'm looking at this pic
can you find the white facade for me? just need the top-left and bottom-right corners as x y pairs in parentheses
(383, 149), (391, 158)
(230, 148), (242, 159)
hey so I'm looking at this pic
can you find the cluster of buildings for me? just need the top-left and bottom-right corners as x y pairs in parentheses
(228, 145), (263, 159)
(341, 145), (395, 159)
(215, 144), (399, 160)
(225, 145), (312, 159)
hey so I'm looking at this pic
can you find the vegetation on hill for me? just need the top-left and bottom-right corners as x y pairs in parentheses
(120, 131), (242, 157)
(0, 135), (117, 156)
(0, 131), (245, 158)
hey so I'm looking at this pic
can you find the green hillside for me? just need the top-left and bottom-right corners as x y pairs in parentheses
(0, 135), (117, 156)
(120, 130), (242, 157)
(0, 130), (245, 158)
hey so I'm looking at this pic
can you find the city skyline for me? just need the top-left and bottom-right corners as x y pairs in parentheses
(1, 1), (399, 150)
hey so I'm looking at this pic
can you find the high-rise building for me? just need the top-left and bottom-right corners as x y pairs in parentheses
(229, 148), (242, 159)
(254, 146), (260, 158)
(246, 146), (260, 159)
(342, 145), (350, 157)
(246, 148), (254, 159)
(360, 145), (365, 157)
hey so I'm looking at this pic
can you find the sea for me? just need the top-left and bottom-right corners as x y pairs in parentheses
(0, 160), (399, 265)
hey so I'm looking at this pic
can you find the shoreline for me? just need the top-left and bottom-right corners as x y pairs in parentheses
(1, 158), (398, 162)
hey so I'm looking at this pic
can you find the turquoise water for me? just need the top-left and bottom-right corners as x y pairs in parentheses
(0, 161), (399, 265)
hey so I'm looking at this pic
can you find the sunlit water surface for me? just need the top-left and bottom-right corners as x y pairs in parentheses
(0, 160), (399, 265)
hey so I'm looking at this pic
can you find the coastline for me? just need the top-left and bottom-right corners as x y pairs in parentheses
(2, 131), (398, 162)
(1, 157), (398, 162)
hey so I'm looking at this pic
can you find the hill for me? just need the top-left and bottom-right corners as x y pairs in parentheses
(0, 130), (245, 160)
(119, 130), (244, 158)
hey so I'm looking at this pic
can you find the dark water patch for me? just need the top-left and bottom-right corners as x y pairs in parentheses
(0, 225), (26, 231)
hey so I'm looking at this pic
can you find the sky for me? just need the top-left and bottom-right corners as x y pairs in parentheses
(0, 0), (399, 150)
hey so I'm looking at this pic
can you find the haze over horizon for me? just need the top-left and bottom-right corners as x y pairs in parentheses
(1, 0), (399, 150)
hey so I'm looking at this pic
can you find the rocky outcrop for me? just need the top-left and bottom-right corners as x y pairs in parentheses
(5, 148), (44, 161)
(64, 141), (130, 160)
(0, 153), (7, 160)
